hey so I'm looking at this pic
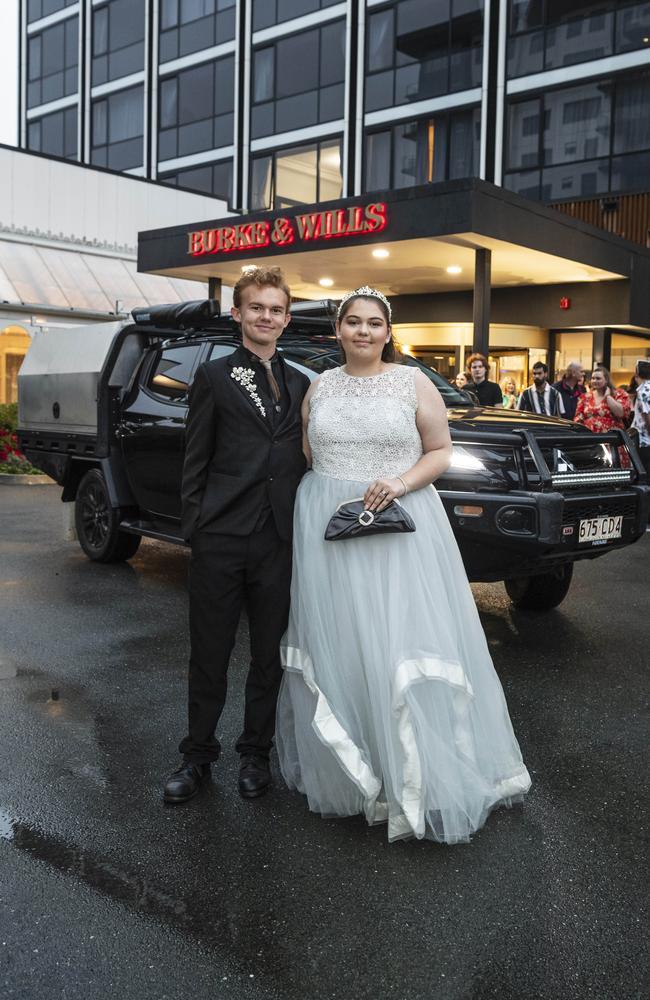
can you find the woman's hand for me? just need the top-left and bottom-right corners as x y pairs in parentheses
(364, 477), (406, 511)
(605, 390), (624, 417)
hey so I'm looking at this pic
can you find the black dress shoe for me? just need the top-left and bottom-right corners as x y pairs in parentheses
(238, 754), (271, 799)
(163, 761), (210, 804)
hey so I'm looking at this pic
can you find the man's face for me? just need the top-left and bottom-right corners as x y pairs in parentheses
(470, 360), (486, 382)
(532, 366), (547, 387)
(231, 284), (290, 354)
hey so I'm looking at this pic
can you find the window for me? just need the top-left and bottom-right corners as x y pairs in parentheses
(364, 108), (480, 192)
(278, 347), (340, 374)
(252, 0), (342, 31)
(27, 16), (78, 108)
(251, 21), (345, 139)
(507, 1), (650, 79)
(91, 85), (144, 170)
(158, 56), (235, 161)
(159, 160), (233, 203)
(250, 138), (343, 210)
(92, 0), (146, 86)
(147, 345), (202, 401)
(27, 0), (77, 24)
(365, 1), (484, 113)
(159, 0), (236, 63)
(504, 72), (650, 200)
(27, 106), (77, 160)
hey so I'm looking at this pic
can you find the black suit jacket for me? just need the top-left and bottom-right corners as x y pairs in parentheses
(181, 346), (309, 541)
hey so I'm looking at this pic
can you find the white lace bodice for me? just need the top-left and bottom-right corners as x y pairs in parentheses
(309, 366), (423, 481)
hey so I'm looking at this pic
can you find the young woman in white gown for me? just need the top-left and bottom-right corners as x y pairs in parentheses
(276, 288), (531, 843)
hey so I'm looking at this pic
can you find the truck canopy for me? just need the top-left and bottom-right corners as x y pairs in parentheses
(18, 322), (140, 436)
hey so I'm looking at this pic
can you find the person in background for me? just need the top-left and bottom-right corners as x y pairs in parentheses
(466, 353), (503, 407)
(501, 377), (518, 410)
(553, 361), (586, 419)
(454, 371), (468, 390)
(574, 366), (631, 432)
(518, 363), (565, 417)
(631, 359), (650, 478)
(623, 372), (641, 411)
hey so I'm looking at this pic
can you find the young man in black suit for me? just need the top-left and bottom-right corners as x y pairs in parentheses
(163, 267), (310, 804)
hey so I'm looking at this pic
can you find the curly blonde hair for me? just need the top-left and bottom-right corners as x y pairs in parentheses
(232, 266), (291, 309)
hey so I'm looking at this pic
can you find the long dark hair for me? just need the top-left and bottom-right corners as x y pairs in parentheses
(336, 293), (396, 363)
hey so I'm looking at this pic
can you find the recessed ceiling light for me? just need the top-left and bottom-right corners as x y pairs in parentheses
(446, 265), (462, 274)
(372, 248), (390, 259)
(644, 36), (650, 42)
(319, 277), (334, 287)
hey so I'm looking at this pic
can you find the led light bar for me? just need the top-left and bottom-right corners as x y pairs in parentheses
(551, 470), (632, 486)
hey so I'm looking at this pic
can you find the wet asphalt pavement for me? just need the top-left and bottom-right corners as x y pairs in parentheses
(0, 484), (647, 1000)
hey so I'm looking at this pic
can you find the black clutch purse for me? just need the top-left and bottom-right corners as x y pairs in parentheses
(324, 497), (416, 541)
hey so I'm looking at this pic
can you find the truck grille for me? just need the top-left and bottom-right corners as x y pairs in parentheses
(562, 496), (638, 528)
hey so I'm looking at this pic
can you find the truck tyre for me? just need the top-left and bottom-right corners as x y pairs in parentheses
(504, 564), (574, 611)
(75, 469), (141, 563)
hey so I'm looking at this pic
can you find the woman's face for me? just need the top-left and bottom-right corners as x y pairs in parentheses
(455, 372), (468, 388)
(590, 369), (606, 391)
(504, 379), (516, 394)
(336, 298), (390, 363)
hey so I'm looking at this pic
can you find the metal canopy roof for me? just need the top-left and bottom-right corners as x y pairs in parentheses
(137, 180), (649, 303)
(0, 237), (206, 317)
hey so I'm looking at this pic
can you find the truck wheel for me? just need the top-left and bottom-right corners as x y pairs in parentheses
(75, 469), (141, 563)
(504, 564), (574, 611)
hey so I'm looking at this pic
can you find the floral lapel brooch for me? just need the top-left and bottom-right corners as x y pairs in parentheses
(230, 367), (266, 417)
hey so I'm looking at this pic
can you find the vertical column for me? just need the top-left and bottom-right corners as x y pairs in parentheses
(146, 0), (158, 179)
(592, 328), (612, 370)
(83, 0), (92, 162)
(493, 0), (508, 186)
(238, 0), (252, 211)
(19, 0), (26, 148)
(472, 248), (492, 356)
(353, 0), (365, 196)
(343, 0), (358, 198)
(208, 277), (222, 304)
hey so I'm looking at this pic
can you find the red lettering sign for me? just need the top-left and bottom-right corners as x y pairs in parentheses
(186, 202), (387, 257)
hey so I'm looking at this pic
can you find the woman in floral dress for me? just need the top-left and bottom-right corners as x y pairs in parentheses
(574, 367), (630, 432)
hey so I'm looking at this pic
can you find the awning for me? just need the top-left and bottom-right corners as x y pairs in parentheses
(0, 238), (206, 317)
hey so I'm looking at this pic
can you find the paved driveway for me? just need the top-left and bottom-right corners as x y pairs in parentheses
(0, 485), (647, 1000)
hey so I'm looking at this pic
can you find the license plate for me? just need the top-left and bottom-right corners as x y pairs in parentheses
(578, 515), (623, 543)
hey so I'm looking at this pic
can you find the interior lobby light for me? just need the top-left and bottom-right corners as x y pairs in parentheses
(446, 265), (462, 274)
(372, 248), (390, 259)
(319, 277), (334, 287)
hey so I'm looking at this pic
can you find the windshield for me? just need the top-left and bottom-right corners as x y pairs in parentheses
(397, 354), (472, 405)
(278, 339), (473, 406)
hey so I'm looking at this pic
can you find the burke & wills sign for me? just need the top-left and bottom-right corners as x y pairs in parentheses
(187, 201), (387, 257)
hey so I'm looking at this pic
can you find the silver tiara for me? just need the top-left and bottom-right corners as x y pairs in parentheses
(337, 286), (392, 322)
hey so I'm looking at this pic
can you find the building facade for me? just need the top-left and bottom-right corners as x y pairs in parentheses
(0, 144), (228, 404)
(17, 0), (650, 388)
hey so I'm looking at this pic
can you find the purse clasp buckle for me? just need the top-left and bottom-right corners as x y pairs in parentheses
(358, 509), (375, 526)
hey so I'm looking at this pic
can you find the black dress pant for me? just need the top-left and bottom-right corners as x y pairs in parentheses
(179, 516), (292, 765)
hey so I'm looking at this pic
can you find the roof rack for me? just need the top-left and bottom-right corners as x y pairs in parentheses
(131, 299), (221, 330)
(290, 299), (337, 317)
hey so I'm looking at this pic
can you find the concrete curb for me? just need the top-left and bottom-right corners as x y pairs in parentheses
(0, 473), (57, 485)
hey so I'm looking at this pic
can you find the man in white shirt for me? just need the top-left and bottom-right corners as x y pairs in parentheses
(632, 359), (650, 478)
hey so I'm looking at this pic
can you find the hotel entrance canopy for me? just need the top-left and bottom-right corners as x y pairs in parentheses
(137, 179), (650, 351)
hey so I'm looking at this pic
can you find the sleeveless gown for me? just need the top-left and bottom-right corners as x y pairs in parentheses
(276, 366), (531, 843)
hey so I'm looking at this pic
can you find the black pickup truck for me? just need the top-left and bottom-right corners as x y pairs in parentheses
(18, 300), (649, 611)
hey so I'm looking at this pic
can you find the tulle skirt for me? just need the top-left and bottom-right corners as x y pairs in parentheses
(277, 471), (531, 844)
